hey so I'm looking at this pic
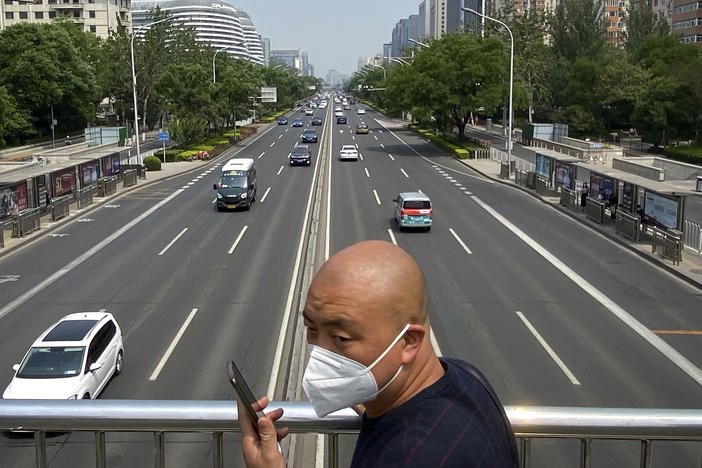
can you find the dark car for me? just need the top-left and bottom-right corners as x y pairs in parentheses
(302, 129), (318, 143)
(277, 116), (288, 125)
(290, 145), (311, 166)
(336, 115), (347, 124)
(292, 119), (304, 127)
(311, 116), (323, 126)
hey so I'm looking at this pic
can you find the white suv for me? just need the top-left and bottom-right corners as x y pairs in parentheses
(3, 312), (124, 400)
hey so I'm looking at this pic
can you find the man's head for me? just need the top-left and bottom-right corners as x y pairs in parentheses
(303, 241), (439, 416)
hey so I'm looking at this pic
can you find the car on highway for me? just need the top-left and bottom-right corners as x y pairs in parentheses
(292, 118), (304, 127)
(334, 106), (342, 112)
(302, 129), (318, 143)
(336, 115), (347, 124)
(339, 145), (358, 161)
(344, 104), (351, 110)
(277, 116), (288, 125)
(214, 158), (257, 211)
(3, 312), (124, 400)
(357, 108), (366, 115)
(311, 116), (323, 125)
(356, 123), (369, 134)
(290, 145), (311, 166)
(305, 108), (314, 116)
(393, 192), (433, 231)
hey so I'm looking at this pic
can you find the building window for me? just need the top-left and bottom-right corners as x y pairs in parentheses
(3, 0), (11, 5)
(5, 11), (13, 19)
(90, 25), (96, 32)
(19, 11), (27, 18)
(89, 10), (95, 17)
(89, 0), (94, 3)
(73, 10), (79, 17)
(35, 11), (43, 18)
(48, 10), (55, 17)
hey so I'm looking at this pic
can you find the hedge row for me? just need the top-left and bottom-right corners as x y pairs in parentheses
(409, 125), (484, 159)
(152, 126), (258, 165)
(664, 145), (702, 165)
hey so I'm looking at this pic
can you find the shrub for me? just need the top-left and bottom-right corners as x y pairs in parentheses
(143, 155), (162, 171)
(169, 117), (207, 148)
(454, 148), (470, 159)
(664, 145), (702, 165)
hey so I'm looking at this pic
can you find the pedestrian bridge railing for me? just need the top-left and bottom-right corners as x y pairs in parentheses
(1, 400), (700, 468)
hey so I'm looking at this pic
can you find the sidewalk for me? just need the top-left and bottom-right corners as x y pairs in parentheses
(0, 159), (208, 257)
(459, 159), (702, 289)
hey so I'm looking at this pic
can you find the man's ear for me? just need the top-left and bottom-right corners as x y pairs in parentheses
(401, 324), (425, 365)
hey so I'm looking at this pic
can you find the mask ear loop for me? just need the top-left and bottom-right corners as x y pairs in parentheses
(367, 323), (412, 370)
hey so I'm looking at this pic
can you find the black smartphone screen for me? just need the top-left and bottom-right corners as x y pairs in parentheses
(228, 361), (265, 422)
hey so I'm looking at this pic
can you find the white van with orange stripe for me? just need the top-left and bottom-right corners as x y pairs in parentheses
(393, 192), (432, 231)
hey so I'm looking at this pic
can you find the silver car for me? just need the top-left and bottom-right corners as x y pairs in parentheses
(393, 192), (433, 231)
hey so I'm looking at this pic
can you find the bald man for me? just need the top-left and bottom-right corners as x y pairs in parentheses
(239, 241), (518, 467)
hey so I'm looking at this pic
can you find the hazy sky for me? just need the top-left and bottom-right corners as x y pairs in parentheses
(232, 0), (418, 78)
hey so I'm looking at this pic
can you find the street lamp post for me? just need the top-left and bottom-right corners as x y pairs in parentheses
(408, 38), (430, 48)
(368, 64), (386, 80)
(462, 6), (513, 171)
(131, 16), (170, 165)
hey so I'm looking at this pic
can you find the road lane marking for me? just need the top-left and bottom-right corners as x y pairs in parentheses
(359, 153), (364, 161)
(400, 169), (409, 178)
(455, 183), (463, 187)
(373, 189), (381, 205)
(211, 198), (216, 204)
(364, 168), (370, 178)
(378, 130), (383, 134)
(373, 135), (378, 140)
(270, 142), (276, 147)
(388, 154), (395, 161)
(259, 152), (265, 159)
(464, 191), (473, 195)
(0, 275), (20, 284)
(352, 136), (356, 140)
(260, 187), (272, 202)
(516, 311), (581, 385)
(417, 189), (423, 193)
(158, 228), (188, 256)
(277, 165), (284, 176)
(279, 134), (283, 139)
(181, 186), (189, 189)
(227, 225), (248, 255)
(652, 330), (702, 335)
(149, 308), (199, 381)
(449, 228), (472, 255)
(470, 194), (702, 388)
(380, 143), (385, 149)
(355, 144), (359, 149)
(387, 229), (397, 245)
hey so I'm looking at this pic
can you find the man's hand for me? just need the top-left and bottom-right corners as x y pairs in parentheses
(238, 396), (289, 468)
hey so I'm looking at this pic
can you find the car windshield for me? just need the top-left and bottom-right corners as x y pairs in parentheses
(404, 200), (431, 209)
(16, 346), (85, 379)
(292, 147), (309, 155)
(220, 175), (247, 188)
(304, 131), (315, 135)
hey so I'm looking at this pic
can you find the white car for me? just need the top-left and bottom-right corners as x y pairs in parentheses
(357, 108), (366, 115)
(339, 145), (359, 161)
(3, 312), (124, 400)
(305, 108), (314, 116)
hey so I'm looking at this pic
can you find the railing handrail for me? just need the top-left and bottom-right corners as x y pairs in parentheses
(1, 401), (701, 440)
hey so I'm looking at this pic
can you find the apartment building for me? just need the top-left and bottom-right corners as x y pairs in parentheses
(672, 0), (702, 44)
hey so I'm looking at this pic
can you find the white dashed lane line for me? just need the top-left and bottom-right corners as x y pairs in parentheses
(400, 169), (409, 178)
(365, 168), (370, 178)
(228, 225), (248, 255)
(372, 189), (381, 205)
(259, 152), (265, 159)
(260, 187), (272, 202)
(448, 228), (472, 255)
(277, 165), (284, 176)
(388, 154), (395, 161)
(387, 229), (397, 246)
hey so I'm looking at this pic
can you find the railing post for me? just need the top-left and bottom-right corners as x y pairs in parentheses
(326, 433), (339, 468)
(579, 438), (591, 468)
(154, 431), (165, 468)
(34, 430), (47, 468)
(519, 437), (531, 468)
(640, 440), (651, 468)
(95, 431), (106, 468)
(212, 431), (223, 468)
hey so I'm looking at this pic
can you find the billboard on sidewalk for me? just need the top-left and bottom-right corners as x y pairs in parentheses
(260, 87), (277, 103)
(0, 182), (28, 218)
(535, 153), (551, 178)
(644, 191), (678, 229)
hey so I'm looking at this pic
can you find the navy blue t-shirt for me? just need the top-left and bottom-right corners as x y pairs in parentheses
(350, 358), (518, 468)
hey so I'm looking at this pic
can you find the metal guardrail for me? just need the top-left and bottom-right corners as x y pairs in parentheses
(651, 226), (683, 265)
(123, 169), (138, 188)
(615, 210), (640, 242)
(515, 169), (528, 187)
(0, 401), (701, 468)
(559, 187), (577, 211)
(585, 197), (605, 224)
(97, 176), (118, 197)
(0, 221), (8, 247)
(683, 219), (702, 255)
(78, 186), (95, 209)
(472, 149), (490, 159)
(534, 176), (554, 196)
(51, 195), (71, 222)
(11, 208), (41, 238)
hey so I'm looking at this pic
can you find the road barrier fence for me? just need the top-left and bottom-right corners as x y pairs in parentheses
(559, 187), (578, 212)
(515, 169), (529, 187)
(97, 176), (118, 197)
(123, 169), (138, 188)
(0, 401), (701, 468)
(615, 211), (640, 242)
(651, 226), (683, 265)
(11, 208), (41, 238)
(78, 186), (95, 209)
(683, 219), (702, 255)
(50, 196), (71, 222)
(585, 197), (606, 224)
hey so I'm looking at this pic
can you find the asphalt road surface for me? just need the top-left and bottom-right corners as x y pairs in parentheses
(0, 96), (700, 467)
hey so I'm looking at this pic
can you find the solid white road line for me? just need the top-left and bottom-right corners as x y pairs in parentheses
(0, 189), (185, 321)
(400, 168), (409, 178)
(516, 311), (581, 385)
(149, 308), (199, 381)
(364, 168), (370, 178)
(471, 194), (702, 388)
(387, 229), (397, 246)
(259, 152), (265, 159)
(228, 226), (248, 255)
(158, 228), (188, 256)
(373, 189), (381, 205)
(388, 154), (395, 161)
(448, 228), (472, 255)
(260, 187), (272, 203)
(277, 165), (284, 176)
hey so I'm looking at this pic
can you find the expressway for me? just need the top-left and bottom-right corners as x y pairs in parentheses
(0, 94), (700, 467)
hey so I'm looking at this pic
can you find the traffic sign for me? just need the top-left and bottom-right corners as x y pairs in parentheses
(158, 132), (169, 142)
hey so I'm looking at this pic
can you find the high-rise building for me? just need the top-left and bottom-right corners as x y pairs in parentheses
(260, 37), (271, 65)
(391, 14), (420, 58)
(271, 48), (304, 74)
(382, 42), (392, 62)
(358, 56), (382, 71)
(652, 0), (674, 27)
(421, 0), (468, 39)
(325, 69), (347, 86)
(131, 0), (264, 64)
(602, 0), (629, 46)
(418, 0), (428, 37)
(672, 0), (702, 45)
(0, 0), (131, 37)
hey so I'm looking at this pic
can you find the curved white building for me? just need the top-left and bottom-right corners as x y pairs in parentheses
(131, 0), (264, 64)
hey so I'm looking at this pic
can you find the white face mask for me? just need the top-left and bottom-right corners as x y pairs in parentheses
(302, 324), (411, 417)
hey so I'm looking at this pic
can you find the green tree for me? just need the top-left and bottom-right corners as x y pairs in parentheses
(549, 0), (606, 63)
(0, 86), (33, 147)
(622, 0), (670, 53)
(632, 77), (697, 145)
(169, 116), (207, 147)
(155, 63), (214, 122)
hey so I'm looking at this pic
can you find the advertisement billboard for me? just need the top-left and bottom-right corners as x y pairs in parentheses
(535, 153), (551, 178)
(81, 161), (100, 186)
(53, 168), (76, 197)
(0, 182), (29, 218)
(554, 161), (573, 189)
(644, 191), (678, 229)
(260, 87), (277, 103)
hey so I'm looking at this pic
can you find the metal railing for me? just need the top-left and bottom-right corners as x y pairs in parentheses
(651, 226), (683, 265)
(559, 187), (577, 212)
(0, 401), (701, 468)
(515, 169), (529, 187)
(615, 210), (640, 242)
(683, 219), (702, 255)
(51, 195), (71, 222)
(123, 169), (138, 188)
(490, 147), (536, 172)
(97, 176), (118, 197)
(11, 208), (41, 238)
(78, 186), (95, 209)
(472, 148), (490, 159)
(0, 221), (8, 247)
(586, 197), (605, 224)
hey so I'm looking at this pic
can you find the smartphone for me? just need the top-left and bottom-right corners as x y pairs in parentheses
(228, 361), (265, 423)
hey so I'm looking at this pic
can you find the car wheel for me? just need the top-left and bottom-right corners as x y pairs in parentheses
(82, 393), (90, 399)
(114, 350), (123, 376)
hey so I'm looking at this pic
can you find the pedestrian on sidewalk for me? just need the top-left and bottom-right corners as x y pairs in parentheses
(580, 183), (588, 210)
(609, 192), (618, 220)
